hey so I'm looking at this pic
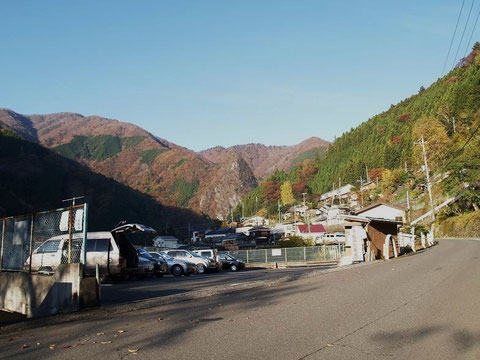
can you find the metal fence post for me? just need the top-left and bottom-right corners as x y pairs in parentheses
(323, 244), (326, 260)
(29, 215), (35, 273)
(284, 248), (287, 264)
(303, 247), (306, 263)
(68, 205), (73, 263)
(0, 219), (5, 271)
(265, 249), (267, 263)
(82, 203), (89, 269)
(246, 250), (249, 264)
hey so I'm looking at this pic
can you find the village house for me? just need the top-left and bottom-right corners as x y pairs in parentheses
(153, 235), (180, 249)
(295, 224), (327, 244)
(242, 215), (269, 227)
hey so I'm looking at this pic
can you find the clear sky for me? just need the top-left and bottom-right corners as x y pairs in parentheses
(0, 0), (477, 151)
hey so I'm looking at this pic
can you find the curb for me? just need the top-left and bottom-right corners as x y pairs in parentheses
(0, 261), (378, 334)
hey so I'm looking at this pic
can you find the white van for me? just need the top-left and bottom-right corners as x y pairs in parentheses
(320, 232), (346, 245)
(26, 223), (155, 280)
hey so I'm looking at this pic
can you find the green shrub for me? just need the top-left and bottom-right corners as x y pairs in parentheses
(279, 234), (314, 247)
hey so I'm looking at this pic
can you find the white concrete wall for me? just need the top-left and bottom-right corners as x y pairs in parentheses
(0, 264), (97, 318)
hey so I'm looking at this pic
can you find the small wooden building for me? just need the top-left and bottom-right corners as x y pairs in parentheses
(343, 215), (402, 261)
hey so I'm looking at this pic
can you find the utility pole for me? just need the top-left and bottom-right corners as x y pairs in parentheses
(331, 182), (335, 206)
(357, 177), (364, 207)
(277, 200), (281, 224)
(406, 190), (411, 224)
(415, 136), (435, 220)
(255, 196), (258, 226)
(302, 192), (307, 207)
(338, 177), (342, 205)
(365, 165), (369, 182)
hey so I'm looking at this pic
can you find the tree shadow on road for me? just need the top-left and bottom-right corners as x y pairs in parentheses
(1, 278), (325, 359)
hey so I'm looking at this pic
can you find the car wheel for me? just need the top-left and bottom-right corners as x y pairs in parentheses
(230, 264), (238, 272)
(196, 264), (205, 274)
(171, 265), (183, 277)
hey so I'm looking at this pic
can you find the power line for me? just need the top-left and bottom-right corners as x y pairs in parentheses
(452, 0), (476, 69)
(442, 118), (480, 170)
(463, 3), (480, 58)
(442, 0), (466, 75)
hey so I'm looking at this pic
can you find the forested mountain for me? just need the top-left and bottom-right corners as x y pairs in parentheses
(237, 43), (480, 222)
(0, 129), (207, 235)
(0, 109), (329, 221)
(0, 109), (257, 220)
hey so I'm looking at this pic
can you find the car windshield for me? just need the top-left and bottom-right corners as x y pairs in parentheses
(138, 250), (154, 259)
(186, 250), (202, 258)
(149, 252), (160, 259)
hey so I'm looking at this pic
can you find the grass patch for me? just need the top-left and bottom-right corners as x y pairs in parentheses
(140, 148), (167, 166)
(437, 210), (480, 238)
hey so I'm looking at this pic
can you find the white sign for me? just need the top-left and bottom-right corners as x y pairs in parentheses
(59, 211), (70, 232)
(74, 209), (84, 231)
(271, 249), (282, 256)
(351, 226), (366, 262)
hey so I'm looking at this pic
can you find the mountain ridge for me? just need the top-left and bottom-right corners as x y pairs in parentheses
(0, 109), (327, 220)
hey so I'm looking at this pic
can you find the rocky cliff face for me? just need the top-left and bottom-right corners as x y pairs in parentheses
(194, 155), (257, 220)
(200, 137), (329, 181)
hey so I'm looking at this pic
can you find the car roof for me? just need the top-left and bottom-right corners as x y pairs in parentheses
(41, 232), (112, 241)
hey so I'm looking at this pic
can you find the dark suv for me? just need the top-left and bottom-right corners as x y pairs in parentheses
(218, 253), (245, 271)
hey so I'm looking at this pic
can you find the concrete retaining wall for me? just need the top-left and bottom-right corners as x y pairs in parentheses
(0, 264), (99, 318)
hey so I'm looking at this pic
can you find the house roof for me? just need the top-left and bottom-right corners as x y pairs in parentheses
(356, 202), (404, 215)
(205, 228), (233, 236)
(249, 226), (271, 231)
(154, 235), (178, 241)
(297, 224), (326, 233)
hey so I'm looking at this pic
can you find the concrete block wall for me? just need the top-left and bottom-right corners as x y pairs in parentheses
(0, 264), (99, 318)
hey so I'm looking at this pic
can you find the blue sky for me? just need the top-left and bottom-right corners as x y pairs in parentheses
(0, 0), (477, 151)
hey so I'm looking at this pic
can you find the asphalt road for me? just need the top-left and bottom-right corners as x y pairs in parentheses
(1, 239), (479, 359)
(100, 265), (336, 306)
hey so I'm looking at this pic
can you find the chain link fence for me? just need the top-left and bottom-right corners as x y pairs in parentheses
(222, 244), (345, 266)
(0, 204), (88, 272)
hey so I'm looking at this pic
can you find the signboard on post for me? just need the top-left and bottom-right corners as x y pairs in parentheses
(351, 226), (366, 262)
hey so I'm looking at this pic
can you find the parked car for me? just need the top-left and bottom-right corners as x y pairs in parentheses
(25, 223), (156, 281)
(218, 253), (245, 271)
(150, 251), (195, 276)
(135, 253), (155, 279)
(321, 232), (346, 244)
(138, 248), (168, 277)
(163, 249), (211, 274)
(191, 248), (222, 271)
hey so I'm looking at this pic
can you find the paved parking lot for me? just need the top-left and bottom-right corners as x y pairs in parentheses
(101, 265), (336, 306)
